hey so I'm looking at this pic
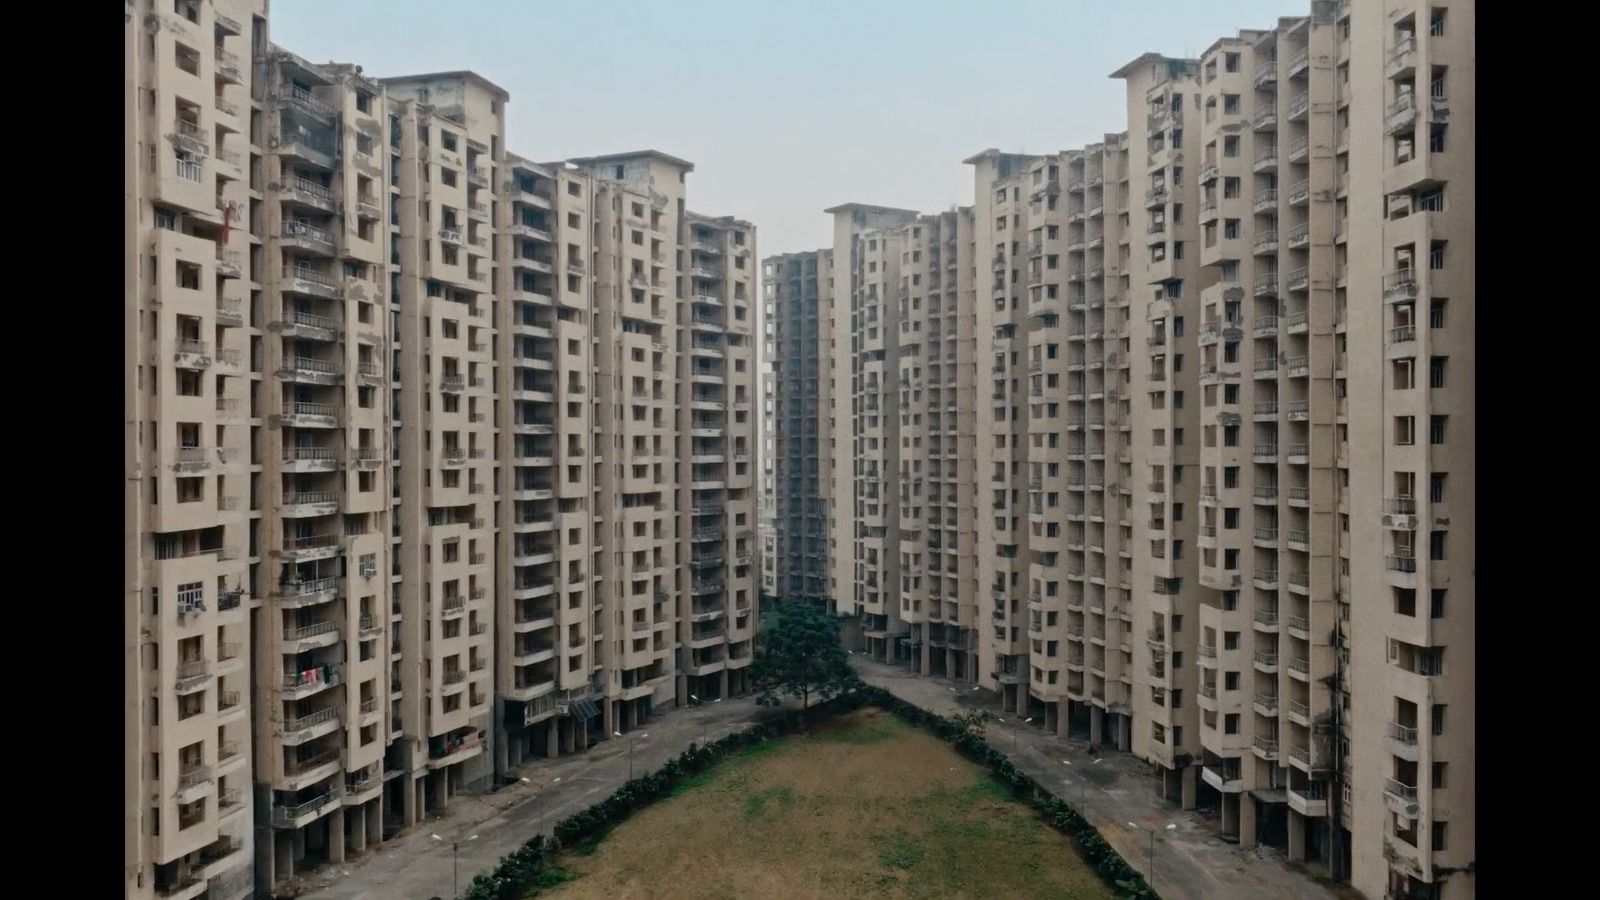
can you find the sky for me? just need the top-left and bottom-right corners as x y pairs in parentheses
(273, 0), (1297, 258)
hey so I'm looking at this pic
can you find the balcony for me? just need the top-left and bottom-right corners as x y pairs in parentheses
(214, 48), (242, 83)
(1252, 735), (1279, 759)
(281, 266), (344, 299)
(282, 446), (341, 472)
(1287, 91), (1309, 121)
(1253, 651), (1279, 672)
(174, 660), (212, 693)
(1287, 781), (1328, 817)
(283, 220), (336, 255)
(1385, 94), (1418, 135)
(1252, 107), (1277, 132)
(272, 790), (340, 828)
(1383, 269), (1418, 302)
(281, 665), (340, 698)
(281, 83), (337, 121)
(282, 532), (341, 561)
(1385, 35), (1418, 78)
(1383, 778), (1419, 815)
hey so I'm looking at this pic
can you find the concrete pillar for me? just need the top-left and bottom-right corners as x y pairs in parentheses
(546, 720), (560, 759)
(1180, 765), (1198, 810)
(563, 718), (576, 754)
(1015, 687), (1028, 716)
(1090, 706), (1104, 746)
(720, 668), (730, 699)
(1043, 702), (1057, 734)
(351, 802), (367, 855)
(368, 799), (383, 849)
(275, 833), (293, 886)
(402, 774), (419, 828)
(1117, 715), (1132, 752)
(432, 771), (448, 812)
(1056, 703), (1071, 739)
(1288, 809), (1306, 862)
(1240, 795), (1258, 849)
(1222, 794), (1239, 837)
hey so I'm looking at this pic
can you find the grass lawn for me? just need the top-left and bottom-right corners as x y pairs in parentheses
(535, 708), (1116, 899)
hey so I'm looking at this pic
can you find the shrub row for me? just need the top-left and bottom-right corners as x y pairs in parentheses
(460, 684), (1156, 899)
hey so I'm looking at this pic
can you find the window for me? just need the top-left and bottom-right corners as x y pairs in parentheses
(1429, 299), (1447, 328)
(1224, 671), (1239, 691)
(1429, 356), (1446, 388)
(1432, 823), (1448, 852)
(1429, 415), (1446, 444)
(1395, 588), (1416, 617)
(1225, 53), (1240, 73)
(1429, 8), (1446, 35)
(1224, 714), (1239, 734)
(1418, 188), (1444, 212)
(1431, 703), (1446, 735)
(1223, 135), (1239, 157)
(1395, 416), (1415, 445)
(1429, 124), (1447, 153)
(1223, 94), (1240, 115)
(1393, 358), (1414, 390)
(1430, 589), (1446, 618)
(1430, 473), (1446, 504)
(1429, 530), (1446, 560)
(1223, 508), (1239, 529)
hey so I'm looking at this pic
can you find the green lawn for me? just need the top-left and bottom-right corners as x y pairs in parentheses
(537, 708), (1116, 899)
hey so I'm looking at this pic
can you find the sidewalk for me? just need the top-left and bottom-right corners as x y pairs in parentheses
(294, 695), (774, 899)
(850, 657), (1345, 900)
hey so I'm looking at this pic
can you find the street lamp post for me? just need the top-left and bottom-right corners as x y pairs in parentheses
(431, 832), (478, 899)
(1126, 822), (1176, 886)
(614, 731), (649, 779)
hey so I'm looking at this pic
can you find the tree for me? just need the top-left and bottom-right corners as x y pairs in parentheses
(751, 600), (856, 712)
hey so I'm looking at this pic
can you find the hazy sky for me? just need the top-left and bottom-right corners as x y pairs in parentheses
(273, 0), (1296, 257)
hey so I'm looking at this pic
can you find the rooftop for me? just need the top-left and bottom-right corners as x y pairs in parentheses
(569, 149), (696, 173)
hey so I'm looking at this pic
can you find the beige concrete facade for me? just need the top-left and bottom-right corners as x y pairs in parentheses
(128, 10), (759, 894)
(761, 251), (834, 607)
(126, 2), (264, 897)
(1346, 1), (1473, 897)
(766, 3), (1470, 897)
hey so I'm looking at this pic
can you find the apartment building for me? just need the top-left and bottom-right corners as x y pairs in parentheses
(762, 250), (835, 607)
(382, 69), (505, 837)
(678, 209), (761, 701)
(255, 49), (395, 887)
(892, 212), (980, 679)
(1111, 51), (1217, 814)
(126, 2), (264, 898)
(763, 4), (1470, 897)
(495, 156), (603, 766)
(1346, 1), (1474, 898)
(128, 12), (760, 893)
(823, 204), (920, 656)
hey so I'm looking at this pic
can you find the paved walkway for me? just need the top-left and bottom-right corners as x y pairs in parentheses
(850, 657), (1344, 900)
(295, 661), (1345, 900)
(293, 695), (774, 899)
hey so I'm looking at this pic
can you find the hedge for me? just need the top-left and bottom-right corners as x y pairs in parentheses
(459, 683), (1157, 900)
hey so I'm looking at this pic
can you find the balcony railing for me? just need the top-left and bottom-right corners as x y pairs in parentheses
(1386, 721), (1418, 745)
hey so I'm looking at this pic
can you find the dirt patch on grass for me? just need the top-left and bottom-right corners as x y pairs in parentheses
(539, 708), (1115, 899)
